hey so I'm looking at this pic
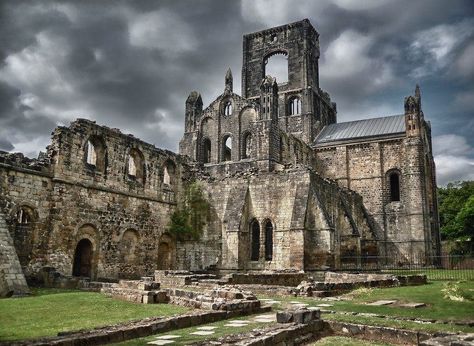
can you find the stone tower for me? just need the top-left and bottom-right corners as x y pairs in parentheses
(241, 19), (336, 143)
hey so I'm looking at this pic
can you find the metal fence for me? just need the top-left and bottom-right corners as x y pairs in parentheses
(337, 254), (474, 281)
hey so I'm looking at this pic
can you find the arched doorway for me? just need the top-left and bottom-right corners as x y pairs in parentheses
(72, 239), (93, 277)
(157, 234), (175, 270)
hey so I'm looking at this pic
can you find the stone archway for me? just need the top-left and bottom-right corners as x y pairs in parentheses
(157, 234), (175, 270)
(72, 239), (93, 277)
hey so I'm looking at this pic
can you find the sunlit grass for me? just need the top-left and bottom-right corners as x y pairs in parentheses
(0, 288), (190, 341)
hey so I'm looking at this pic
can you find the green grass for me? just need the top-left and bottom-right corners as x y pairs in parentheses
(323, 314), (474, 334)
(262, 281), (474, 322)
(327, 281), (474, 321)
(382, 269), (474, 281)
(0, 288), (190, 341)
(311, 336), (392, 346)
(258, 281), (474, 334)
(117, 315), (275, 345)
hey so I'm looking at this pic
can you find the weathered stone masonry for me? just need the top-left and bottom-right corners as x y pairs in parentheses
(0, 19), (440, 290)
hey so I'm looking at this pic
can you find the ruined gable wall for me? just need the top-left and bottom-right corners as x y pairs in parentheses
(315, 136), (434, 260)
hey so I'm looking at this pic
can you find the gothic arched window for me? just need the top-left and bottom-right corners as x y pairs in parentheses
(288, 97), (302, 115)
(264, 220), (273, 261)
(250, 219), (260, 261)
(224, 101), (232, 116)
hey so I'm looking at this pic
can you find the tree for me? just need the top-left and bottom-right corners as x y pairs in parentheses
(167, 182), (209, 241)
(438, 181), (474, 240)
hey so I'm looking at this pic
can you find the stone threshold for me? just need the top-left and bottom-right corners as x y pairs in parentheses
(4, 307), (271, 346)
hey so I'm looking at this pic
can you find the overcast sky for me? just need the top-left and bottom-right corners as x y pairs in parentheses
(0, 0), (473, 185)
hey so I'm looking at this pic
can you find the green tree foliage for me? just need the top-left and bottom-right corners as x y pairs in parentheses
(438, 181), (474, 242)
(168, 182), (209, 241)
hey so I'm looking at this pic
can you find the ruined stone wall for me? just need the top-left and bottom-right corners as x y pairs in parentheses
(0, 154), (53, 276)
(189, 165), (375, 272)
(0, 119), (198, 280)
(0, 211), (30, 296)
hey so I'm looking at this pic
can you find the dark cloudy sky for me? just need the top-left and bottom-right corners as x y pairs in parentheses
(0, 0), (473, 185)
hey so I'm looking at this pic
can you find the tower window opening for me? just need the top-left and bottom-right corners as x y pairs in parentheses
(264, 53), (288, 83)
(289, 97), (301, 115)
(389, 172), (400, 202)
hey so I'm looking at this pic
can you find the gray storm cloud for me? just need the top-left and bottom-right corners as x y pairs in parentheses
(0, 0), (472, 183)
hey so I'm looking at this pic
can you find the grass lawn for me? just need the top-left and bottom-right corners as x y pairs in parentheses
(311, 336), (392, 346)
(382, 269), (474, 281)
(259, 280), (474, 334)
(0, 288), (190, 342)
(117, 315), (275, 345)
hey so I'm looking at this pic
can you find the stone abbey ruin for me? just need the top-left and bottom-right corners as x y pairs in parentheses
(0, 19), (440, 297)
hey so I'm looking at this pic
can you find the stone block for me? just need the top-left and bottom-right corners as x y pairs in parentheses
(276, 311), (293, 323)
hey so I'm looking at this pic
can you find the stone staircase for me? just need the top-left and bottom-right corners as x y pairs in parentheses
(0, 211), (29, 297)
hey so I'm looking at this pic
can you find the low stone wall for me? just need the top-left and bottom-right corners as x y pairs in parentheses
(324, 272), (397, 284)
(420, 333), (474, 345)
(166, 286), (261, 312)
(228, 272), (309, 286)
(292, 273), (427, 296)
(327, 320), (451, 345)
(81, 279), (166, 304)
(154, 270), (221, 287)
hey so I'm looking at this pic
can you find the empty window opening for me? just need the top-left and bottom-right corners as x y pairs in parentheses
(163, 166), (170, 185)
(86, 140), (97, 166)
(223, 136), (232, 161)
(127, 149), (145, 183)
(128, 156), (137, 176)
(224, 102), (233, 116)
(289, 97), (302, 115)
(264, 220), (273, 261)
(17, 209), (29, 224)
(243, 133), (252, 159)
(203, 138), (211, 163)
(163, 160), (176, 186)
(250, 220), (260, 261)
(85, 136), (106, 173)
(389, 172), (400, 202)
(264, 53), (288, 83)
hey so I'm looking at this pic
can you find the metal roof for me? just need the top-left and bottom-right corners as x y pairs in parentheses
(314, 114), (406, 145)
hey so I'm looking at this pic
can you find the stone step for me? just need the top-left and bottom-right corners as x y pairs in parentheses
(101, 286), (168, 304)
(118, 279), (160, 291)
